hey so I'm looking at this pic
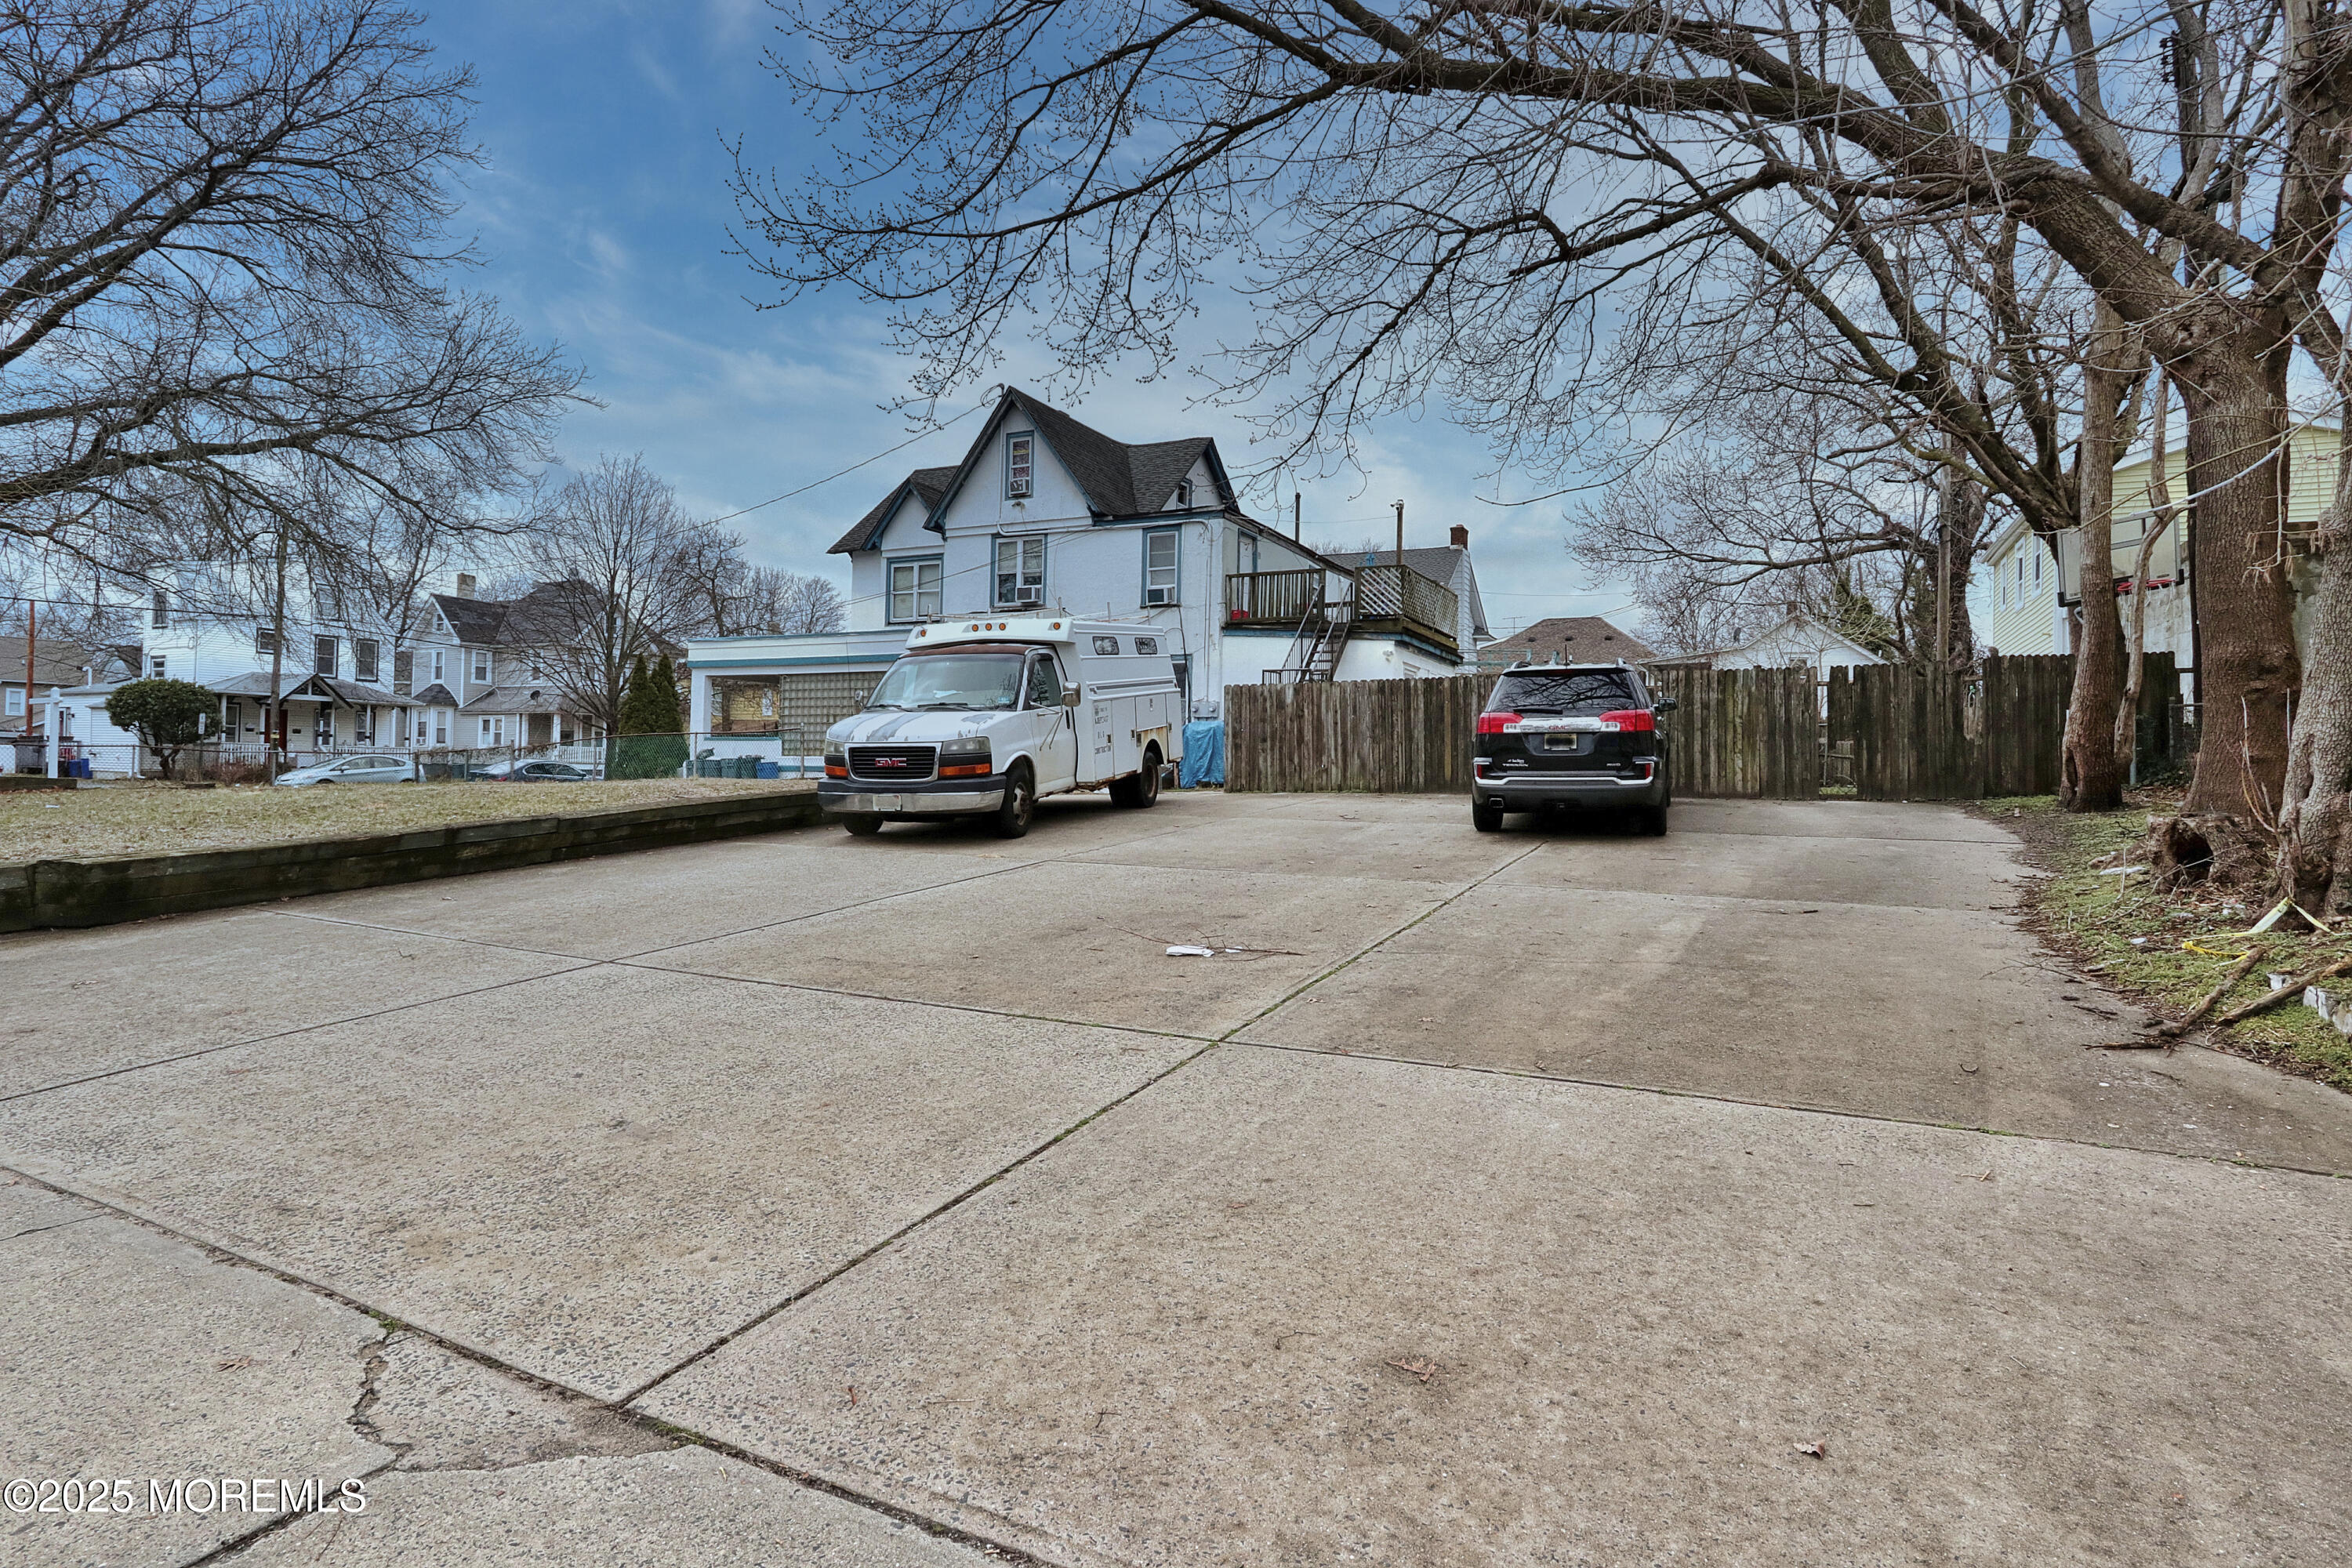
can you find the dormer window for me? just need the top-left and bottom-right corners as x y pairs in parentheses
(1006, 432), (1033, 499)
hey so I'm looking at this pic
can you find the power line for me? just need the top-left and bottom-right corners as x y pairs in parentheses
(704, 388), (1001, 527)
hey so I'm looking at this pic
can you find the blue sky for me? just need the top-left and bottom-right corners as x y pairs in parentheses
(416, 1), (1636, 639)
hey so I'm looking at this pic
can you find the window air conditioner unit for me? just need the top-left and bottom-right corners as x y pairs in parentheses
(1015, 587), (1044, 606)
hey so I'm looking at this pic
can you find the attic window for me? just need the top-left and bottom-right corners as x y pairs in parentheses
(1173, 478), (1193, 508)
(1007, 433), (1033, 499)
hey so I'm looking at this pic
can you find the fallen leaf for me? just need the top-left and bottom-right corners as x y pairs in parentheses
(1385, 1357), (1438, 1383)
(1794, 1440), (1828, 1458)
(216, 1356), (253, 1371)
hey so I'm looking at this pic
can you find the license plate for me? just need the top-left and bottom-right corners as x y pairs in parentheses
(1544, 733), (1589, 753)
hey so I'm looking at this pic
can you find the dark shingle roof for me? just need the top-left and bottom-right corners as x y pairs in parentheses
(411, 683), (458, 706)
(829, 466), (958, 554)
(461, 683), (566, 713)
(430, 591), (508, 644)
(827, 390), (1236, 556)
(0, 636), (102, 688)
(1480, 615), (1657, 666)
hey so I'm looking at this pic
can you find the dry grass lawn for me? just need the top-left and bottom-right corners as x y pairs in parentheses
(1, 777), (815, 865)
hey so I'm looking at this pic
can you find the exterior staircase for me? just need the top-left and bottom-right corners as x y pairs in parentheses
(1270, 600), (1353, 684)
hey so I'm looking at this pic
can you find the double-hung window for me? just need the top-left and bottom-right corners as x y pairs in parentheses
(995, 536), (1046, 606)
(471, 649), (491, 685)
(314, 635), (337, 677)
(888, 557), (942, 622)
(1006, 432), (1034, 498)
(1143, 529), (1179, 606)
(354, 639), (379, 683)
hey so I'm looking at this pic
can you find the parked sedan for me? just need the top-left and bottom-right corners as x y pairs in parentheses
(477, 759), (594, 784)
(274, 754), (416, 786)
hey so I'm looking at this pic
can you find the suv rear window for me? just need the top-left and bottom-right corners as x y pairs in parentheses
(1489, 670), (1639, 716)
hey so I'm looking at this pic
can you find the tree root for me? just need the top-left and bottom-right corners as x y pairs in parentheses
(2143, 811), (2269, 891)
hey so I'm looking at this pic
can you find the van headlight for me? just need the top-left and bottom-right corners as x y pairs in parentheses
(823, 744), (847, 779)
(938, 735), (991, 778)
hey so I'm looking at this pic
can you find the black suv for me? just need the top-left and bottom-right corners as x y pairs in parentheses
(1472, 662), (1675, 834)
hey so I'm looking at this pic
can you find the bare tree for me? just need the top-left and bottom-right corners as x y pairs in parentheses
(510, 456), (731, 731)
(738, 567), (846, 634)
(737, 0), (2350, 840)
(0, 0), (580, 566)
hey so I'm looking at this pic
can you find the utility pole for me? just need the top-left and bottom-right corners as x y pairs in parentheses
(1292, 492), (1301, 543)
(267, 522), (290, 782)
(1393, 499), (1404, 562)
(22, 597), (34, 735)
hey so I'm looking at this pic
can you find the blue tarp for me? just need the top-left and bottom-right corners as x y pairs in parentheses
(1179, 720), (1225, 787)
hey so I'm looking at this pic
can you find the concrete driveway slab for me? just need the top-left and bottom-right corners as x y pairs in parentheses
(1493, 821), (2031, 910)
(1068, 811), (1526, 882)
(1238, 882), (2352, 1171)
(0, 964), (1198, 1400)
(641, 860), (1459, 1036)
(641, 1047), (2352, 1568)
(1660, 797), (2017, 841)
(239, 1447), (994, 1567)
(0, 1178), (392, 1568)
(280, 833), (1033, 960)
(0, 910), (582, 1101)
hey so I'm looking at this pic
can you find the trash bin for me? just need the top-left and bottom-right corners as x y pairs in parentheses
(755, 759), (781, 781)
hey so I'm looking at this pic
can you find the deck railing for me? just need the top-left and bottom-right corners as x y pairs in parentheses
(1223, 568), (1330, 626)
(1352, 564), (1459, 653)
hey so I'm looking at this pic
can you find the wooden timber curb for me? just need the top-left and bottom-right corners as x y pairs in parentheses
(0, 785), (826, 935)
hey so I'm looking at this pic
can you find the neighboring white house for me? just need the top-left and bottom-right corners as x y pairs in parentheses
(1661, 612), (1887, 676)
(128, 572), (606, 769)
(684, 387), (1483, 748)
(1980, 419), (2339, 702)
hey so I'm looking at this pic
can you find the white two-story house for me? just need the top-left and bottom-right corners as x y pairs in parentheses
(130, 572), (604, 768)
(685, 387), (1483, 752)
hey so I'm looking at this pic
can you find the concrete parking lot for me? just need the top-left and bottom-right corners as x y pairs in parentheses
(5, 790), (2350, 1566)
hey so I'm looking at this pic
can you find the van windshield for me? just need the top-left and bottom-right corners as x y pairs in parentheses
(866, 652), (1025, 711)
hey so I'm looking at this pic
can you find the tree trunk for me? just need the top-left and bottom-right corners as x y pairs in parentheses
(2277, 422), (2352, 911)
(2177, 349), (2300, 820)
(2061, 307), (2132, 811)
(1929, 476), (1985, 670)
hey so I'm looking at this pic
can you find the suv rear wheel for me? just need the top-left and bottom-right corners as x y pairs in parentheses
(1471, 797), (1504, 833)
(1636, 804), (1668, 837)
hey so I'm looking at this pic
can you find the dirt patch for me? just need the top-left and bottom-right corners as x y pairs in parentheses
(1, 778), (812, 866)
(1976, 793), (2352, 1093)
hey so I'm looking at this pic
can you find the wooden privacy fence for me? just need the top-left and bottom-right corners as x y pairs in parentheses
(1224, 652), (2090, 800)
(1826, 652), (2077, 800)
(1223, 666), (1819, 797)
(1646, 666), (1819, 798)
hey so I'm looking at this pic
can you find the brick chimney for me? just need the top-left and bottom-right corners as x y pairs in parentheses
(1449, 524), (1469, 550)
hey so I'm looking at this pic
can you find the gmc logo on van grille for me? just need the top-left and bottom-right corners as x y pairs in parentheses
(847, 746), (937, 782)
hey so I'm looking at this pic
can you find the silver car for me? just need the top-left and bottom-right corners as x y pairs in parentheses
(274, 753), (416, 786)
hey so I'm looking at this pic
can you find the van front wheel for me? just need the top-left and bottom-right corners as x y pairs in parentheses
(992, 763), (1036, 838)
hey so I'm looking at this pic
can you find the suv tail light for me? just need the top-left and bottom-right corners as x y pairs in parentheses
(1475, 711), (1520, 735)
(1599, 709), (1656, 732)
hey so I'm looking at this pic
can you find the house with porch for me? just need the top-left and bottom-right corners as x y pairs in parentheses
(685, 387), (1480, 750)
(128, 572), (604, 770)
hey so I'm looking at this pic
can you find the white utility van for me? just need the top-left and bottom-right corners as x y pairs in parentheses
(819, 616), (1183, 837)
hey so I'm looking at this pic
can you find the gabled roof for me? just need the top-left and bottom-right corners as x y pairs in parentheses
(0, 636), (104, 688)
(829, 466), (958, 554)
(1480, 615), (1655, 665)
(411, 683), (458, 707)
(1358, 546), (1490, 639)
(828, 389), (1240, 553)
(430, 591), (508, 645)
(461, 683), (568, 713)
(201, 670), (415, 705)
